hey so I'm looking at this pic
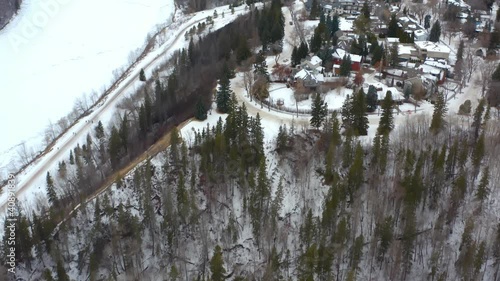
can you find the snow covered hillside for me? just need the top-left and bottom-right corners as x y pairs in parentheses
(0, 0), (174, 179)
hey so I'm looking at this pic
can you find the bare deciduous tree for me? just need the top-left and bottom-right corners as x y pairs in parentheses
(410, 4), (429, 25)
(463, 47), (480, 84)
(17, 142), (35, 166)
(74, 93), (90, 115)
(243, 71), (255, 101)
(476, 59), (496, 97)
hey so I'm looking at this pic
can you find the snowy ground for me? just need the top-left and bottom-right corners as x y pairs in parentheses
(0, 0), (175, 179)
(0, 3), (255, 222)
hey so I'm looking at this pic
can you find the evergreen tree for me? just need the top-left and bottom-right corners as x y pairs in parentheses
(457, 40), (464, 62)
(366, 85), (378, 112)
(429, 92), (447, 134)
(341, 94), (355, 130)
(210, 245), (226, 281)
(236, 36), (252, 64)
(95, 120), (105, 140)
(69, 150), (74, 165)
(291, 46), (299, 66)
(310, 27), (323, 53)
(424, 14), (431, 29)
(352, 89), (369, 135)
(472, 132), (485, 171)
(330, 14), (340, 42)
(429, 20), (441, 42)
(471, 99), (485, 142)
(474, 241), (487, 277)
(170, 265), (180, 280)
(309, 0), (321, 19)
(310, 93), (328, 129)
(362, 2), (370, 19)
(372, 44), (384, 66)
(254, 51), (269, 79)
(376, 216), (393, 262)
(46, 172), (58, 206)
(119, 114), (129, 152)
(476, 166), (490, 202)
(56, 259), (70, 281)
(298, 41), (309, 61)
(108, 126), (122, 168)
(377, 91), (394, 135)
(195, 98), (207, 120)
(339, 55), (352, 76)
(347, 143), (364, 202)
(276, 125), (289, 152)
(139, 68), (146, 81)
(43, 269), (54, 281)
(216, 75), (232, 113)
(389, 42), (399, 67)
(387, 14), (400, 38)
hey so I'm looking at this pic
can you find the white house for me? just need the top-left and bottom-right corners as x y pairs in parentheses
(414, 41), (451, 61)
(413, 29), (428, 41)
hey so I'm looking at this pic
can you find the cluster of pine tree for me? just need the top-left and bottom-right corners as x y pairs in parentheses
(6, 89), (500, 280)
(0, 8), (276, 276)
(257, 0), (284, 51)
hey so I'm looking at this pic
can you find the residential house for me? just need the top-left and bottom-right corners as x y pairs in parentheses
(398, 44), (418, 61)
(362, 82), (405, 102)
(294, 56), (325, 88)
(294, 69), (325, 88)
(403, 76), (438, 99)
(332, 48), (362, 73)
(414, 41), (451, 61)
(413, 29), (428, 41)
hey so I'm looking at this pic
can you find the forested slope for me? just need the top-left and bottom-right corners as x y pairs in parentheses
(5, 92), (500, 280)
(0, 0), (20, 29)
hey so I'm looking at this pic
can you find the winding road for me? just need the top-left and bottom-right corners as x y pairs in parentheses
(0, 4), (252, 215)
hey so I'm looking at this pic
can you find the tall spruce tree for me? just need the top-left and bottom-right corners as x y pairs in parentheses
(366, 85), (378, 112)
(210, 246), (226, 281)
(387, 14), (400, 38)
(352, 89), (369, 135)
(377, 91), (394, 135)
(430, 92), (447, 134)
(139, 68), (146, 81)
(194, 98), (207, 120)
(216, 75), (232, 113)
(424, 15), (431, 29)
(341, 94), (355, 130)
(309, 0), (321, 19)
(310, 93), (328, 129)
(339, 55), (352, 76)
(46, 172), (58, 206)
(429, 20), (441, 42)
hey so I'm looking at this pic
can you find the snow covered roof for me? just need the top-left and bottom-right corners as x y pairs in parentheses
(414, 29), (427, 37)
(339, 17), (354, 31)
(414, 41), (451, 54)
(386, 37), (399, 43)
(424, 59), (451, 70)
(399, 17), (410, 22)
(324, 4), (332, 9)
(448, 0), (470, 9)
(363, 82), (404, 100)
(294, 69), (324, 83)
(332, 48), (362, 63)
(419, 64), (443, 76)
(385, 69), (405, 76)
(398, 44), (416, 55)
(310, 55), (322, 65)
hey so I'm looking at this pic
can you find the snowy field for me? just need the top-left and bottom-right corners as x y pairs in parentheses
(0, 0), (175, 179)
